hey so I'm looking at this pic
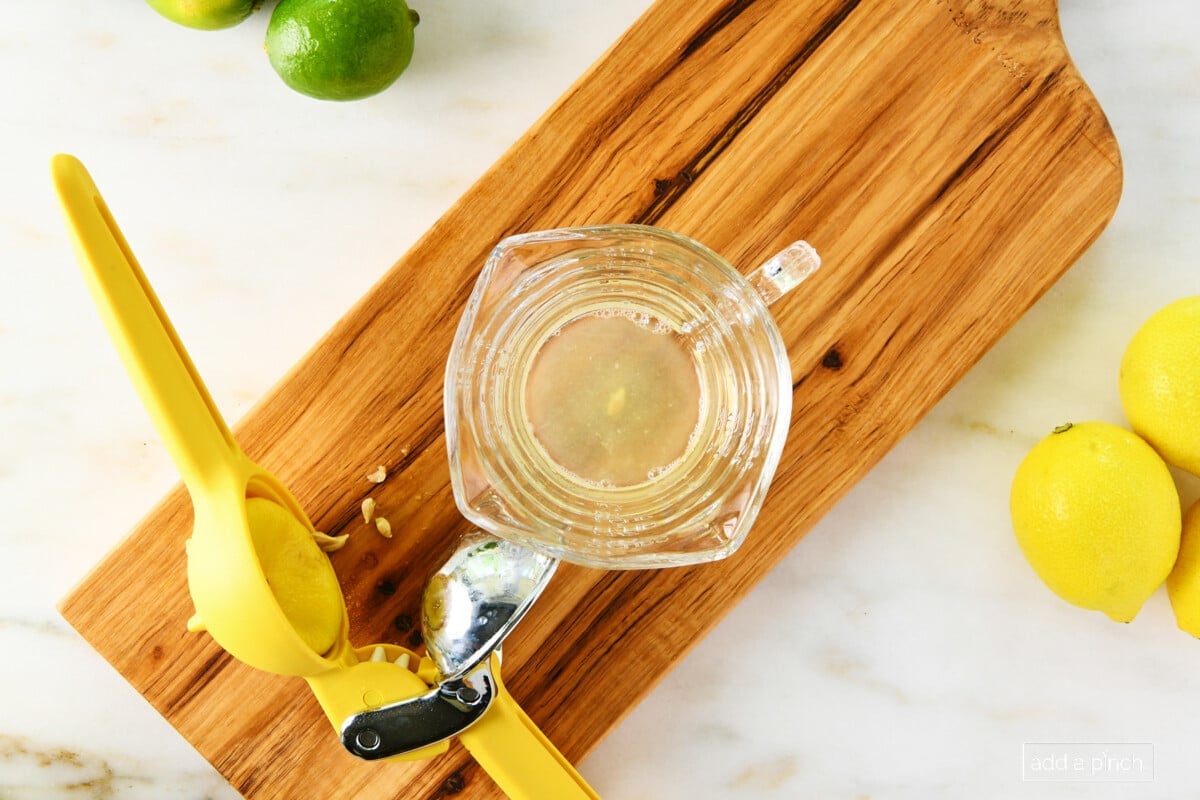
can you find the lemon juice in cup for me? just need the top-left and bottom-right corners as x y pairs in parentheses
(446, 225), (820, 569)
(524, 308), (703, 488)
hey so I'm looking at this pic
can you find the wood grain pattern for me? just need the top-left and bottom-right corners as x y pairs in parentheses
(60, 0), (1121, 797)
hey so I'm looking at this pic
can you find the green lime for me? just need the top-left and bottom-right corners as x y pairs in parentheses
(265, 0), (419, 101)
(146, 0), (261, 30)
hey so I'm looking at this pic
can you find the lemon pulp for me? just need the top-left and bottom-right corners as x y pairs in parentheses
(246, 497), (344, 655)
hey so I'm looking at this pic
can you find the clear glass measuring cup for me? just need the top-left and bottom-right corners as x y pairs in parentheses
(445, 224), (819, 569)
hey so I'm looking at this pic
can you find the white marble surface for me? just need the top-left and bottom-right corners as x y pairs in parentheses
(3, 1), (1199, 797)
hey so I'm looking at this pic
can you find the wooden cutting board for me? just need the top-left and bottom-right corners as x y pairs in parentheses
(60, 0), (1121, 797)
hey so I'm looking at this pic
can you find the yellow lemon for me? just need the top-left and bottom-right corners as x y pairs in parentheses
(1119, 296), (1200, 476)
(1167, 500), (1200, 636)
(1010, 421), (1181, 622)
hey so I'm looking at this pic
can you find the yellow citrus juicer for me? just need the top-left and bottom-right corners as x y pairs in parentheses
(52, 154), (599, 799)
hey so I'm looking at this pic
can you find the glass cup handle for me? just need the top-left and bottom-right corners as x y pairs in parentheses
(746, 240), (821, 307)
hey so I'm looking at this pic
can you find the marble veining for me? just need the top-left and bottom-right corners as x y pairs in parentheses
(0, 733), (234, 799)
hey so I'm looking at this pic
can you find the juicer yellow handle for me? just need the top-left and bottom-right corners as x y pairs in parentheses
(51, 153), (251, 495)
(53, 154), (344, 675)
(306, 644), (450, 762)
(459, 654), (601, 800)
